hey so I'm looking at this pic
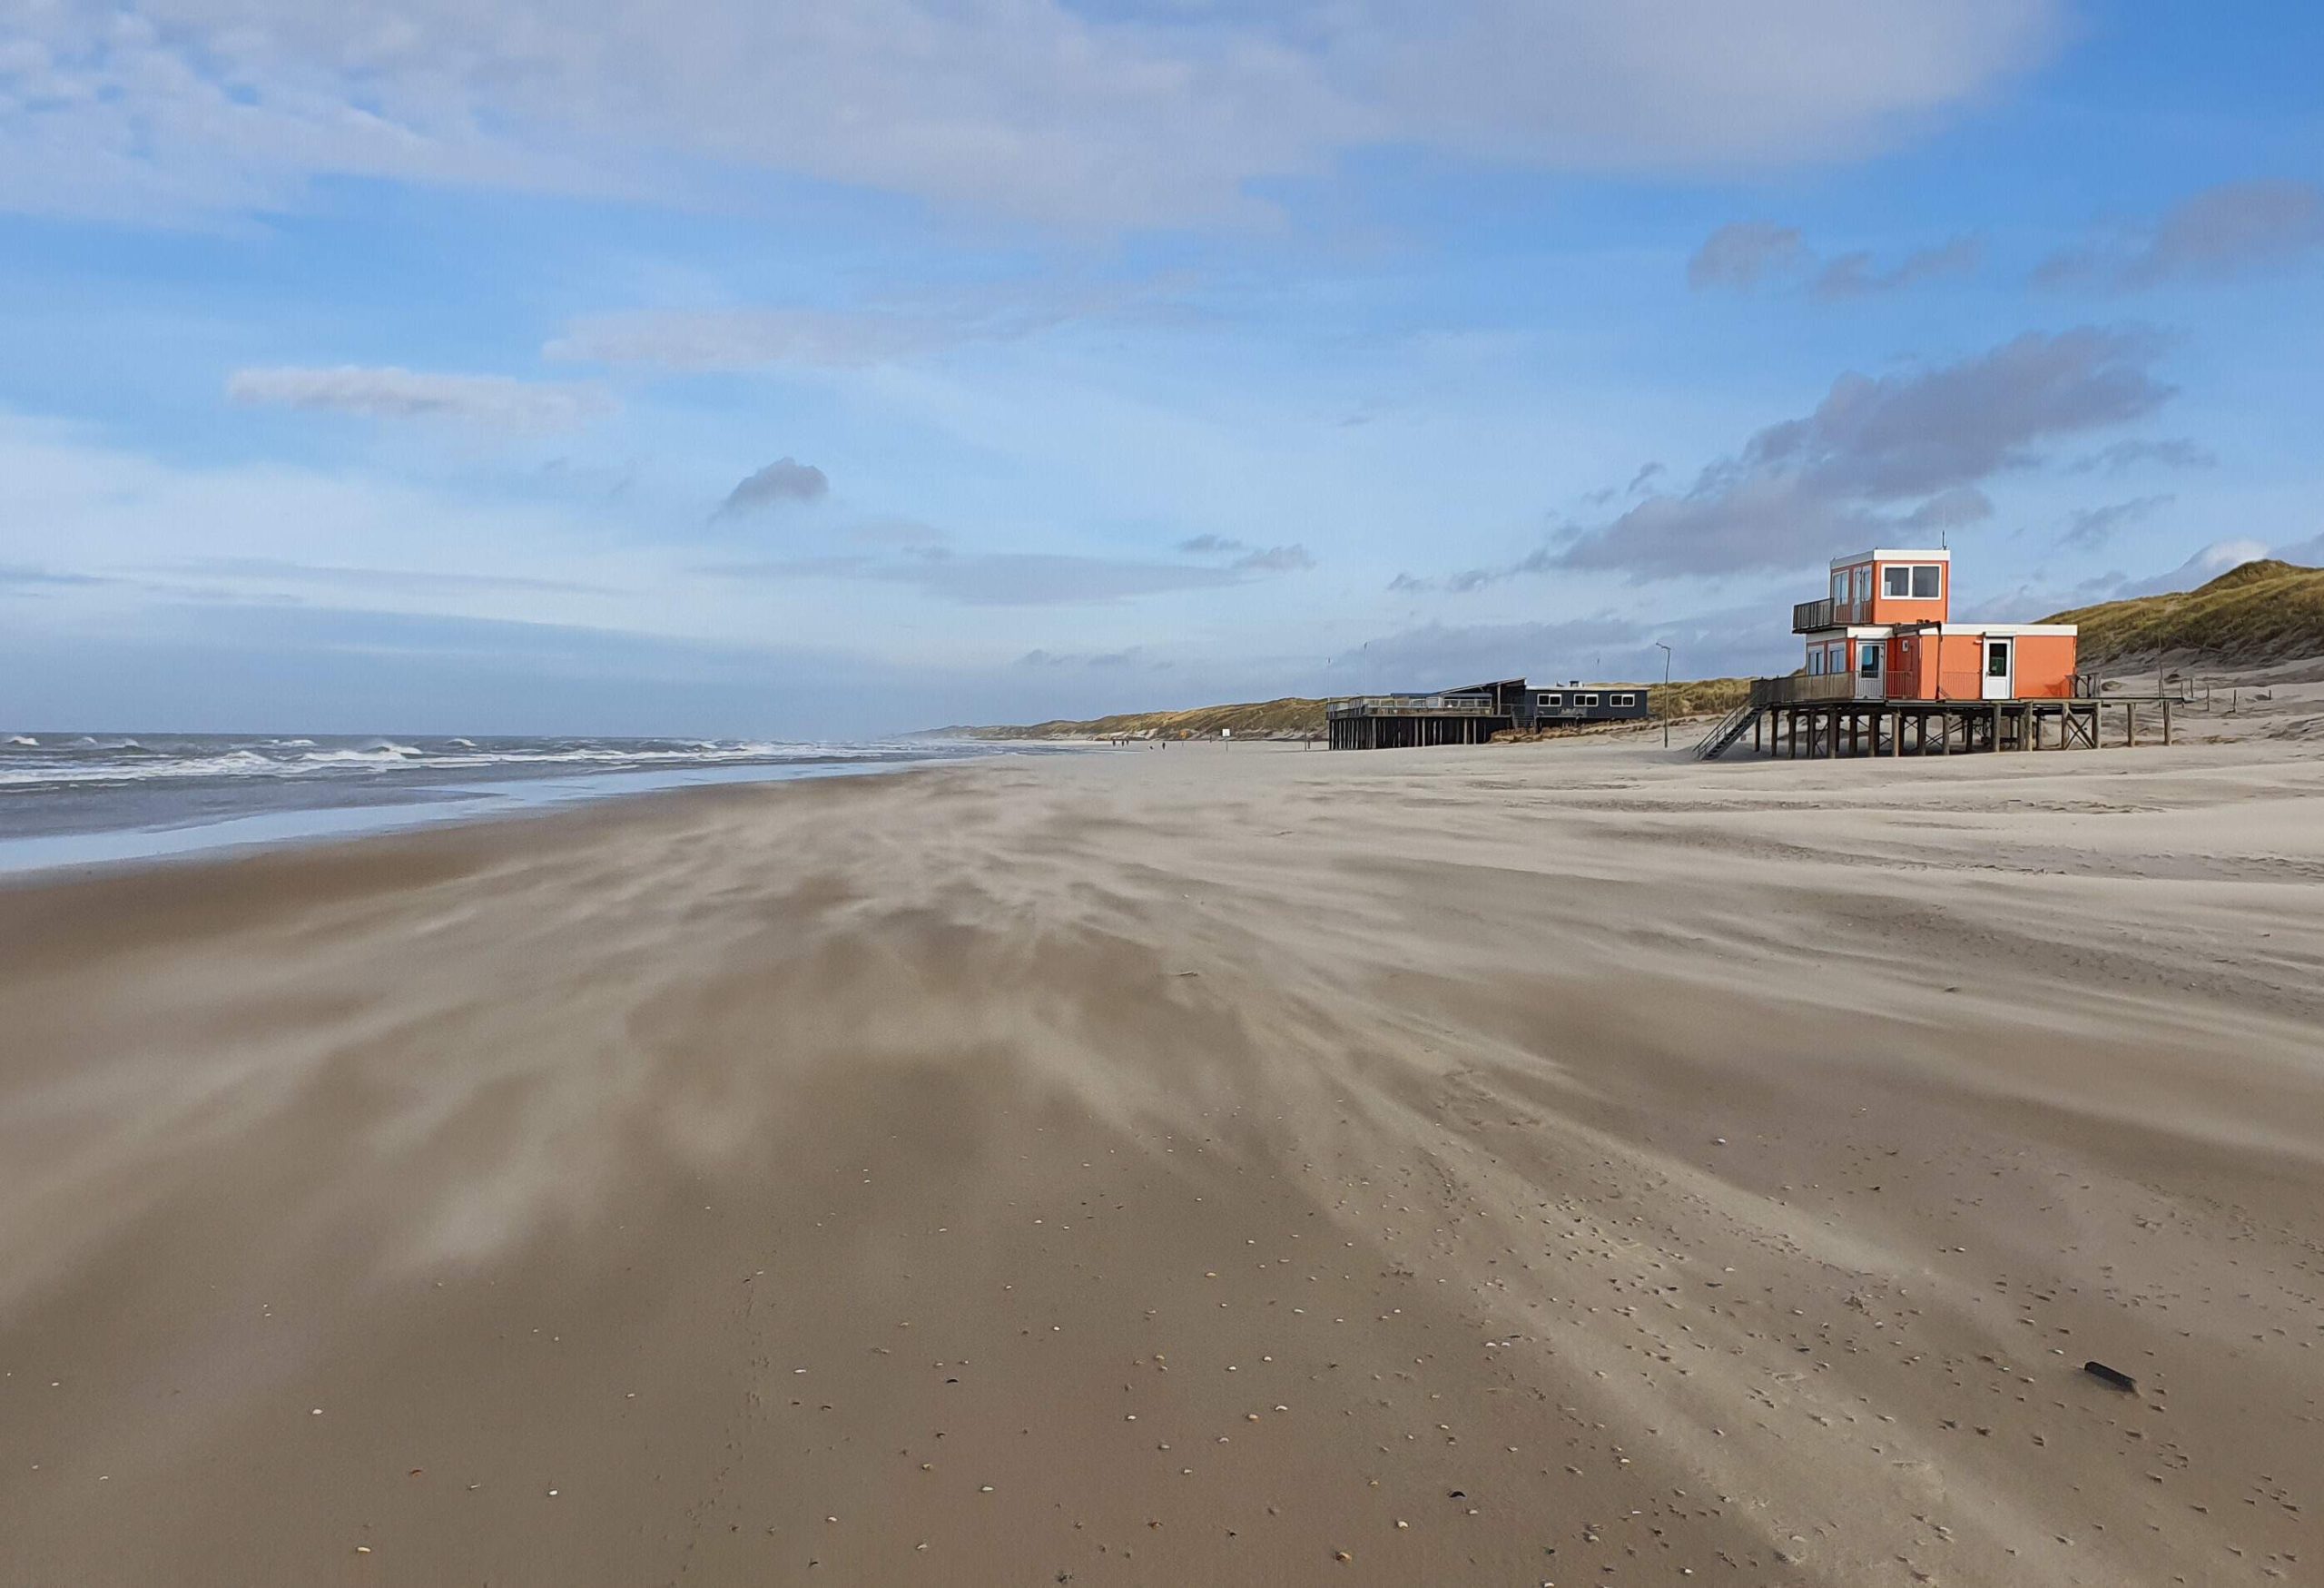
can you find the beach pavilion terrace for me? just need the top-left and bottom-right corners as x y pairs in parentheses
(1326, 678), (1649, 749)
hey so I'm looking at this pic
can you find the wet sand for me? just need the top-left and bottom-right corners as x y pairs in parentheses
(4, 728), (2322, 1585)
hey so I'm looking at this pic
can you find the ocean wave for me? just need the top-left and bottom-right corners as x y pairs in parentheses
(5, 735), (35, 747)
(0, 735), (943, 791)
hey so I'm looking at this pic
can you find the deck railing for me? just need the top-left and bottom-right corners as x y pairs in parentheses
(1751, 673), (1859, 706)
(1325, 693), (1501, 716)
(1792, 598), (1834, 634)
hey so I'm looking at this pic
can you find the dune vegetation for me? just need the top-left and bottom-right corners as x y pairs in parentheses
(2047, 559), (2324, 668)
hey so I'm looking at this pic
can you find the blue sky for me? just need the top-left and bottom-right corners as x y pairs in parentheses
(3, 1), (2320, 736)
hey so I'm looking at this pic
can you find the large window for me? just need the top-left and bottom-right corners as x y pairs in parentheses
(1884, 563), (1943, 600)
(1575, 693), (1599, 707)
(1807, 649), (1825, 676)
(1610, 693), (1635, 706)
(1854, 567), (1872, 605)
(1858, 642), (1883, 678)
(1831, 570), (1848, 607)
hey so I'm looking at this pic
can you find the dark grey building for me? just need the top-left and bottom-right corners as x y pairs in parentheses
(1519, 682), (1651, 729)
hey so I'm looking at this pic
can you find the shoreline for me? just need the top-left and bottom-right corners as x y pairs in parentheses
(5, 731), (2321, 1585)
(0, 745), (1029, 883)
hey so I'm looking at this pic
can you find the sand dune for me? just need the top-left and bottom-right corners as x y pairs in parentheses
(5, 731), (2322, 1585)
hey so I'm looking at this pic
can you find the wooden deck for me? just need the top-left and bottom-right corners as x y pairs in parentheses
(1723, 696), (2176, 759)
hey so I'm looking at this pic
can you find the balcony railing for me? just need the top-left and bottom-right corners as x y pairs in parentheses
(1792, 598), (1835, 633)
(1751, 673), (1860, 706)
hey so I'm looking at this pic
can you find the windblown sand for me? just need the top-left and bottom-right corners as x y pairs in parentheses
(4, 733), (2321, 1586)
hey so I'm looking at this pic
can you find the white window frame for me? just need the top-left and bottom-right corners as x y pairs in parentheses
(1884, 563), (1944, 600)
(1807, 650), (1825, 676)
(1610, 693), (1635, 706)
(1574, 693), (1600, 707)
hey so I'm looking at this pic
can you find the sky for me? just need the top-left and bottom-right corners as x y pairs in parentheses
(2, 0), (2320, 738)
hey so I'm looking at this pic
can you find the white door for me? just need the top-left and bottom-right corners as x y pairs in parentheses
(1855, 640), (1886, 701)
(1981, 636), (2014, 700)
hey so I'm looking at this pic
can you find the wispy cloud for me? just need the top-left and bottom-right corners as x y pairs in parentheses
(704, 547), (1305, 607)
(225, 366), (617, 430)
(1979, 537), (2274, 620)
(2036, 180), (2324, 291)
(1547, 327), (2174, 579)
(1687, 222), (1807, 291)
(146, 557), (613, 597)
(1332, 604), (1779, 691)
(2068, 438), (2218, 474)
(1015, 646), (1165, 670)
(1811, 235), (1984, 301)
(1232, 544), (1315, 573)
(1691, 222), (1982, 299)
(0, 564), (113, 593)
(1902, 486), (1994, 533)
(1387, 547), (1560, 596)
(1177, 534), (1247, 555)
(2055, 494), (2173, 551)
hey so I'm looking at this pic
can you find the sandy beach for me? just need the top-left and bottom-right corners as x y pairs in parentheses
(5, 724), (2322, 1587)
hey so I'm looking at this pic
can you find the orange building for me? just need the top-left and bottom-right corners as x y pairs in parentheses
(1694, 547), (2112, 759)
(1794, 548), (2080, 703)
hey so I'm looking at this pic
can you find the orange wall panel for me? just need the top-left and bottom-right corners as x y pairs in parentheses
(2013, 634), (2078, 698)
(1935, 635), (1985, 701)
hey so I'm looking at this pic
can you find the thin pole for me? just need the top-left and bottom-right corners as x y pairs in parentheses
(1655, 642), (1672, 749)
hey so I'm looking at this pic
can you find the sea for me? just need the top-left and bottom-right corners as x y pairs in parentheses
(0, 730), (1017, 877)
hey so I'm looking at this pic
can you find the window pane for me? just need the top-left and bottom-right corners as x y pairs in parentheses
(1884, 566), (1910, 597)
(1987, 644), (2008, 676)
(1913, 565), (1938, 598)
(1859, 644), (1881, 677)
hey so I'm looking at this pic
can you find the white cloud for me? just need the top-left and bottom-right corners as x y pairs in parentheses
(0, 1), (2063, 231)
(226, 367), (616, 430)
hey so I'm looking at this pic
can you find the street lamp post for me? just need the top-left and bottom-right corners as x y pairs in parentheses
(1655, 642), (1673, 749)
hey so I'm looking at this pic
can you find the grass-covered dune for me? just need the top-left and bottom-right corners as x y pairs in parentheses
(2046, 560), (2324, 668)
